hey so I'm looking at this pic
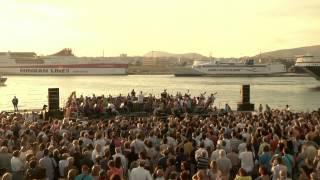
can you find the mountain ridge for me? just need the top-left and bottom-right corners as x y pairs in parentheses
(143, 45), (320, 59)
(144, 51), (205, 59)
(255, 45), (320, 58)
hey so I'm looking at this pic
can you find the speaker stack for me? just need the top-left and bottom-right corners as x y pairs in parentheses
(46, 88), (63, 119)
(48, 88), (60, 111)
(237, 85), (254, 111)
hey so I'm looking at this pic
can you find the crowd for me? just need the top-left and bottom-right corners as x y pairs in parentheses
(0, 90), (318, 180)
(64, 89), (218, 119)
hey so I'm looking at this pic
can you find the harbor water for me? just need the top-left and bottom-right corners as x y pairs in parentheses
(0, 75), (319, 112)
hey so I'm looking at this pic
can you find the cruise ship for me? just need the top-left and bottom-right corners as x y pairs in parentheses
(295, 55), (320, 80)
(175, 59), (286, 76)
(0, 49), (128, 75)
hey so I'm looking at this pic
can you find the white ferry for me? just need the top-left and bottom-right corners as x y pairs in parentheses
(175, 59), (286, 76)
(295, 55), (320, 80)
(0, 49), (128, 75)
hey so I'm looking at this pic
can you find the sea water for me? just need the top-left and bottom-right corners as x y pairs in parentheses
(0, 75), (319, 112)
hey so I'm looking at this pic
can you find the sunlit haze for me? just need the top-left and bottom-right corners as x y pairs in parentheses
(1, 0), (319, 57)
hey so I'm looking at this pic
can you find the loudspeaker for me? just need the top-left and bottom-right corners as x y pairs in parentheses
(48, 88), (59, 111)
(238, 84), (254, 111)
(241, 85), (250, 103)
(132, 103), (144, 112)
(237, 103), (255, 111)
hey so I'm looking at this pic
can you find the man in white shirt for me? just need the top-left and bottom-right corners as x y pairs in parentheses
(94, 134), (106, 147)
(238, 137), (247, 154)
(80, 133), (93, 147)
(239, 145), (254, 174)
(216, 150), (232, 179)
(39, 149), (57, 180)
(58, 153), (69, 177)
(130, 160), (152, 180)
(11, 150), (24, 180)
(138, 91), (144, 103)
(203, 135), (214, 152)
(130, 134), (146, 154)
(92, 144), (104, 163)
(210, 146), (221, 161)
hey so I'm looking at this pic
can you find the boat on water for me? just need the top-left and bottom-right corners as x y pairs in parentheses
(174, 59), (286, 76)
(0, 49), (128, 75)
(295, 55), (320, 80)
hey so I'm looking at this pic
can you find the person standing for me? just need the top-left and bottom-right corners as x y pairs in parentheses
(216, 149), (232, 179)
(239, 144), (255, 175)
(39, 149), (57, 180)
(138, 91), (144, 103)
(130, 160), (152, 180)
(11, 150), (25, 180)
(12, 96), (18, 112)
(258, 104), (263, 113)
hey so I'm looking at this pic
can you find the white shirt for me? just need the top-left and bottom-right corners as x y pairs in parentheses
(81, 137), (93, 147)
(130, 139), (145, 154)
(92, 149), (104, 162)
(138, 94), (144, 103)
(94, 138), (106, 147)
(239, 151), (254, 173)
(59, 159), (68, 177)
(11, 156), (24, 172)
(130, 166), (152, 180)
(272, 164), (287, 180)
(210, 149), (220, 161)
(204, 138), (214, 151)
(238, 143), (247, 154)
(107, 103), (116, 110)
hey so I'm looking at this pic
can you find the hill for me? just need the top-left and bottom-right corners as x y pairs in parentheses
(144, 51), (205, 59)
(256, 45), (320, 59)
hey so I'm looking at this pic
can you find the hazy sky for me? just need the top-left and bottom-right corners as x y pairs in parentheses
(1, 0), (319, 57)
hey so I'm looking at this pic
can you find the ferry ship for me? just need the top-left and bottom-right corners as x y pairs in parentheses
(174, 59), (286, 76)
(0, 49), (128, 75)
(295, 55), (320, 80)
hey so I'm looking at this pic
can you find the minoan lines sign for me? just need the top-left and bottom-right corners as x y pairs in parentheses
(20, 68), (70, 73)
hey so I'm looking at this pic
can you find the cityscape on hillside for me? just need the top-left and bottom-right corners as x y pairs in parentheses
(112, 45), (320, 74)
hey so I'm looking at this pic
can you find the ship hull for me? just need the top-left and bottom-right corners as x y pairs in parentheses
(0, 49), (129, 76)
(295, 56), (320, 80)
(174, 64), (286, 76)
(0, 67), (127, 75)
(300, 66), (320, 80)
(174, 73), (285, 77)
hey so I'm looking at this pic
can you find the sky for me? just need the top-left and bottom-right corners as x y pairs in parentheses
(0, 0), (319, 57)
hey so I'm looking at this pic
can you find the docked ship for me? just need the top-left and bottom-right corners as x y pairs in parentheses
(174, 59), (286, 76)
(295, 55), (320, 80)
(0, 49), (128, 75)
